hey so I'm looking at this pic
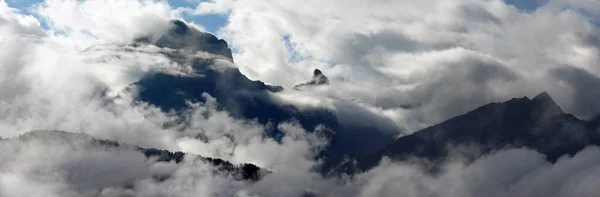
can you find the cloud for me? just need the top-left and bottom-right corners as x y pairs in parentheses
(326, 146), (600, 197)
(0, 130), (262, 197)
(35, 0), (179, 46)
(3, 130), (600, 197)
(196, 0), (600, 130)
(1, 0), (600, 197)
(0, 131), (149, 197)
(0, 1), (45, 37)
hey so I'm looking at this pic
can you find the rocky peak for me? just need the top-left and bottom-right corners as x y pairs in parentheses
(138, 20), (234, 60)
(294, 69), (330, 90)
(531, 92), (564, 121)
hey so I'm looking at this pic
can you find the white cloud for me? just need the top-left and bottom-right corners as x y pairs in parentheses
(196, 0), (600, 128)
(35, 0), (181, 47)
(323, 146), (600, 197)
(0, 1), (45, 37)
(194, 0), (235, 15)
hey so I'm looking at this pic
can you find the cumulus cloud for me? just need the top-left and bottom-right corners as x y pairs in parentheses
(0, 1), (45, 36)
(35, 0), (179, 46)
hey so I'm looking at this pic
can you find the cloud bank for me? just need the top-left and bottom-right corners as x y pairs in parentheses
(0, 0), (599, 196)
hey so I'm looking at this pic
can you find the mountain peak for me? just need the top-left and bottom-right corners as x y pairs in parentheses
(531, 91), (563, 120)
(136, 20), (233, 60)
(340, 92), (590, 174)
(533, 91), (552, 102)
(171, 20), (190, 35)
(294, 69), (330, 90)
(314, 69), (323, 76)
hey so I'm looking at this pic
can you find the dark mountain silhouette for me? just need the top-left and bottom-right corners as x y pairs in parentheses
(128, 20), (395, 172)
(133, 20), (334, 133)
(293, 69), (330, 90)
(338, 92), (600, 174)
(11, 130), (266, 181)
(136, 20), (233, 60)
(142, 148), (264, 181)
(586, 114), (600, 131)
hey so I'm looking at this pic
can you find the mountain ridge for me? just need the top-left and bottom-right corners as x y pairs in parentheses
(293, 69), (331, 90)
(10, 130), (267, 181)
(336, 92), (600, 174)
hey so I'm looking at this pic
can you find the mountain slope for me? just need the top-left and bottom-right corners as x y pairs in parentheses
(341, 92), (600, 174)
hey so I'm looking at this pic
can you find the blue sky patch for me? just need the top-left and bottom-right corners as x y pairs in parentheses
(5, 0), (228, 34)
(503, 0), (543, 12)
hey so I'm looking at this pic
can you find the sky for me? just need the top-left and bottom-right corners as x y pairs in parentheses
(2, 0), (600, 196)
(6, 0), (229, 32)
(4, 0), (555, 31)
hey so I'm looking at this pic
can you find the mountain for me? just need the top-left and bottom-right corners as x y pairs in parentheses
(137, 20), (233, 61)
(11, 130), (266, 181)
(128, 20), (396, 171)
(293, 69), (330, 90)
(132, 20), (334, 132)
(123, 21), (600, 176)
(338, 92), (600, 174)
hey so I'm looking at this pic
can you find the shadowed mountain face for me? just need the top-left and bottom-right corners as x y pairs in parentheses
(129, 20), (394, 171)
(133, 20), (336, 132)
(340, 92), (600, 174)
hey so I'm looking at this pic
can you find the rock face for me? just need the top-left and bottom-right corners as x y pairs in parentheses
(293, 69), (330, 90)
(133, 20), (334, 132)
(138, 20), (234, 60)
(339, 92), (600, 174)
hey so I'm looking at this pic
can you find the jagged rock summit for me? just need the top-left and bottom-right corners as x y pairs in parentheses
(137, 20), (233, 60)
(294, 69), (330, 90)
